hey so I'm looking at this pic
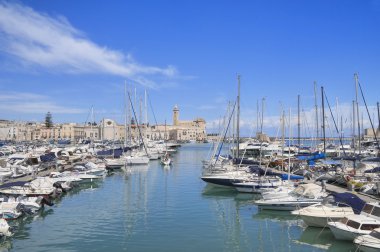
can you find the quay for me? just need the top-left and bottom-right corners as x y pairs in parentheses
(311, 179), (380, 203)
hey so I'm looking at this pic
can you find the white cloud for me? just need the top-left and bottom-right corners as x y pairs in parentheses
(0, 2), (176, 88)
(0, 91), (85, 114)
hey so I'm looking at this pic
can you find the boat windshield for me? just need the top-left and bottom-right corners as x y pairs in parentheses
(362, 204), (374, 215)
(347, 220), (360, 229)
(370, 230), (380, 239)
(372, 206), (380, 217)
(361, 224), (380, 231)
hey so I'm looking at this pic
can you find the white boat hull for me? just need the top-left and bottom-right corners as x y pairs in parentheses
(328, 222), (368, 241)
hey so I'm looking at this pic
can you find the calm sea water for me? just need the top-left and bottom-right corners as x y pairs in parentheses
(4, 144), (356, 252)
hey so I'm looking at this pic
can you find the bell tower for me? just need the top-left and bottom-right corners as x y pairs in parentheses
(173, 105), (179, 126)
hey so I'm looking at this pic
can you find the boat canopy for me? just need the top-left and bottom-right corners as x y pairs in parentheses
(331, 192), (366, 214)
(296, 152), (326, 161)
(0, 181), (28, 189)
(364, 167), (380, 173)
(292, 184), (323, 198)
(40, 152), (56, 162)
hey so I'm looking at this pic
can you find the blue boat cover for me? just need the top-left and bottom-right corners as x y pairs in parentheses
(0, 181), (28, 189)
(57, 139), (71, 145)
(40, 152), (56, 162)
(296, 152), (326, 161)
(332, 192), (366, 214)
(279, 174), (304, 180)
(364, 167), (380, 173)
(97, 148), (124, 158)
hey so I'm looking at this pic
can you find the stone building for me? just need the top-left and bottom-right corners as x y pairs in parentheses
(0, 104), (206, 142)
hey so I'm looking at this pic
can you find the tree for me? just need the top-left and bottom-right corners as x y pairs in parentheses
(45, 112), (53, 128)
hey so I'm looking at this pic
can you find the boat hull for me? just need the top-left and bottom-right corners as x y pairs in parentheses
(328, 222), (366, 241)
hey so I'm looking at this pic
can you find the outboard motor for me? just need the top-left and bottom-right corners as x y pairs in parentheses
(40, 196), (54, 207)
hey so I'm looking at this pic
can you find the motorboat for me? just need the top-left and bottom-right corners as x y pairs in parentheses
(0, 181), (57, 197)
(328, 202), (380, 241)
(232, 177), (282, 193)
(291, 192), (365, 227)
(254, 183), (328, 211)
(7, 196), (44, 214)
(0, 201), (23, 219)
(260, 183), (295, 200)
(160, 153), (171, 166)
(104, 158), (125, 170)
(354, 227), (380, 252)
(0, 219), (12, 237)
(125, 155), (149, 165)
(73, 162), (107, 176)
(328, 215), (380, 241)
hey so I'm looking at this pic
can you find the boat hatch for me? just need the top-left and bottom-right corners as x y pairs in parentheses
(363, 204), (374, 215)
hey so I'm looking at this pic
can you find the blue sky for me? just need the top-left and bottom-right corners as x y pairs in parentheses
(0, 0), (380, 136)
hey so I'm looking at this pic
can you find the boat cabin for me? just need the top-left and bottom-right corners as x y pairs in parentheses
(361, 202), (380, 220)
(340, 217), (380, 231)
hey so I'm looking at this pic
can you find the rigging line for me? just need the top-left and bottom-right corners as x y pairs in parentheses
(323, 89), (347, 157)
(146, 93), (162, 139)
(358, 81), (380, 151)
(127, 92), (149, 156)
(214, 100), (237, 167)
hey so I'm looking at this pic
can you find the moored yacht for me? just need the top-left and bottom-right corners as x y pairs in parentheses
(254, 183), (327, 211)
(291, 192), (365, 227)
(328, 202), (380, 241)
(354, 228), (380, 252)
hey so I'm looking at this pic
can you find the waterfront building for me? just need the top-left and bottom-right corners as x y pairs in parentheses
(0, 104), (206, 142)
(364, 128), (380, 140)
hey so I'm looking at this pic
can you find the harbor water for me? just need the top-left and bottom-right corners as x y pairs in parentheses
(6, 144), (356, 251)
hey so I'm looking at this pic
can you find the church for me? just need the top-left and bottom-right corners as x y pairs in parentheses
(147, 105), (206, 142)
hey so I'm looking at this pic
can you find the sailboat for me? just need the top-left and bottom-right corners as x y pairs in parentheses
(125, 90), (149, 166)
(160, 121), (172, 166)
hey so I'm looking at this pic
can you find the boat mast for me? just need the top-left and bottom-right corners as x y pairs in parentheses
(352, 100), (356, 152)
(232, 101), (235, 157)
(281, 110), (285, 171)
(314, 81), (319, 143)
(321, 86), (326, 156)
(145, 89), (148, 125)
(256, 100), (259, 135)
(128, 92), (149, 156)
(377, 102), (380, 133)
(297, 94), (300, 147)
(261, 97), (265, 135)
(354, 73), (361, 155)
(124, 82), (128, 147)
(90, 105), (94, 144)
(288, 107), (291, 180)
(236, 74), (240, 159)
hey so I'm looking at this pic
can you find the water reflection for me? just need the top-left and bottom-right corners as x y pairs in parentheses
(295, 227), (356, 252)
(0, 240), (12, 252)
(253, 209), (301, 224)
(201, 186), (257, 252)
